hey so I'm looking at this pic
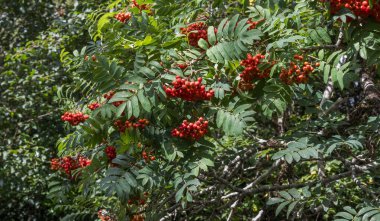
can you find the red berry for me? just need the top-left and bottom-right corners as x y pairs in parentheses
(61, 111), (88, 126)
(105, 146), (117, 161)
(171, 117), (208, 140)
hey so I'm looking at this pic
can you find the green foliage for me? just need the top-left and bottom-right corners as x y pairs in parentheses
(48, 0), (380, 219)
(202, 15), (263, 64)
(334, 206), (380, 221)
(3, 0), (380, 220)
(0, 0), (106, 219)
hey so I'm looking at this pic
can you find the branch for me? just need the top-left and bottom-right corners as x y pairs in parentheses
(302, 44), (341, 51)
(23, 112), (54, 123)
(242, 160), (282, 191)
(320, 24), (346, 109)
(222, 161), (380, 199)
(226, 199), (240, 221)
(319, 97), (348, 117)
(317, 153), (326, 180)
(252, 210), (264, 221)
(360, 70), (380, 103)
(222, 148), (256, 178)
(212, 172), (244, 192)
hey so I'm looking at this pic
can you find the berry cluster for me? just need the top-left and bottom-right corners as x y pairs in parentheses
(131, 214), (145, 221)
(115, 12), (131, 23)
(114, 118), (150, 133)
(164, 76), (214, 101)
(128, 192), (149, 207)
(105, 146), (116, 161)
(247, 18), (264, 30)
(180, 22), (209, 47)
(177, 63), (188, 70)
(142, 151), (156, 162)
(104, 91), (124, 107)
(131, 0), (150, 11)
(51, 156), (91, 177)
(279, 55), (318, 85)
(88, 102), (100, 111)
(61, 112), (89, 126)
(239, 53), (272, 82)
(171, 117), (208, 140)
(326, 0), (380, 21)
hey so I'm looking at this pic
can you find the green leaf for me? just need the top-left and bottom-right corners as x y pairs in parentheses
(131, 96), (140, 117)
(137, 90), (152, 112)
(198, 38), (209, 50)
(285, 153), (293, 164)
(287, 201), (298, 219)
(139, 67), (156, 79)
(116, 102), (127, 117)
(217, 18), (229, 40)
(175, 185), (186, 203)
(337, 70), (345, 90)
(267, 198), (285, 205)
(96, 12), (116, 39)
(316, 27), (332, 44)
(288, 189), (301, 199)
(360, 47), (368, 60)
(275, 201), (290, 216)
(363, 210), (380, 221)
(324, 64), (331, 83)
(135, 35), (155, 47)
(309, 29), (324, 45)
(127, 100), (133, 119)
(201, 158), (214, 167)
(343, 206), (357, 215)
(327, 50), (342, 64)
(124, 172), (137, 187)
(358, 207), (377, 216)
(370, 213), (380, 221)
(207, 26), (216, 45)
(279, 191), (292, 200)
(186, 191), (193, 202)
(335, 212), (354, 220)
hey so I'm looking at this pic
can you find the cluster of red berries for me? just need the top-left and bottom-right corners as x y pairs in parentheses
(61, 112), (89, 126)
(177, 63), (188, 70)
(239, 53), (272, 82)
(98, 209), (116, 221)
(142, 151), (156, 162)
(164, 76), (214, 101)
(247, 18), (264, 30)
(128, 193), (149, 206)
(131, 214), (145, 221)
(131, 0), (150, 11)
(115, 12), (131, 23)
(105, 146), (116, 161)
(51, 156), (91, 177)
(104, 91), (124, 107)
(171, 117), (208, 140)
(114, 118), (150, 132)
(180, 22), (209, 47)
(325, 0), (380, 21)
(88, 102), (100, 111)
(279, 55), (319, 85)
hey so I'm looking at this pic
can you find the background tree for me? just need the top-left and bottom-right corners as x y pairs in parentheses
(0, 0), (104, 219)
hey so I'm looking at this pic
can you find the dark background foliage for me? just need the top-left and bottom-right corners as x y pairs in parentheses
(0, 0), (104, 219)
